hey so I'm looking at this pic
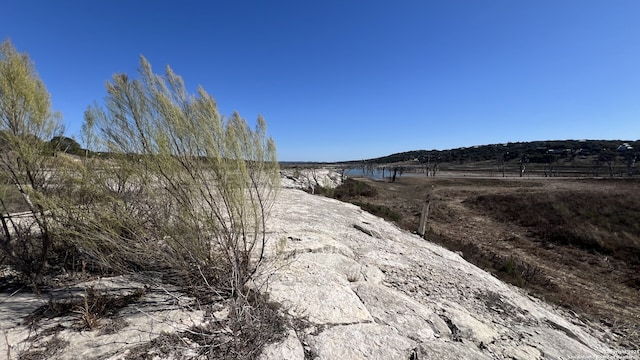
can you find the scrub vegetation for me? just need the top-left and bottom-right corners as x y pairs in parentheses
(0, 39), (283, 358)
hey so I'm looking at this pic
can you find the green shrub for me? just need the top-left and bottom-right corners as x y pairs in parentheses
(333, 178), (377, 199)
(83, 56), (280, 296)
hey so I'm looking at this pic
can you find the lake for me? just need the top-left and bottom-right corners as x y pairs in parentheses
(344, 167), (389, 180)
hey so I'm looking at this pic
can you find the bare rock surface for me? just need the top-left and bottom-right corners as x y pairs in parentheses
(258, 329), (305, 360)
(280, 168), (342, 190)
(264, 252), (373, 325)
(308, 323), (415, 359)
(1, 274), (204, 360)
(260, 188), (620, 359)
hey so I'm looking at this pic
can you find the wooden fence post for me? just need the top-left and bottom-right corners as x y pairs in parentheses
(418, 199), (430, 238)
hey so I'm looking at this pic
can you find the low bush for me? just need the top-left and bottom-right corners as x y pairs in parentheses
(333, 178), (378, 199)
(311, 178), (397, 222)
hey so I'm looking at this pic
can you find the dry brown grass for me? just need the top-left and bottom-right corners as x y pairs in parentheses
(125, 295), (287, 360)
(466, 188), (640, 266)
(18, 336), (69, 360)
(25, 286), (146, 331)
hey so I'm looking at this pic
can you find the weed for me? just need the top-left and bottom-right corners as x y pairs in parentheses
(125, 295), (287, 360)
(498, 257), (525, 288)
(25, 286), (146, 330)
(18, 336), (69, 360)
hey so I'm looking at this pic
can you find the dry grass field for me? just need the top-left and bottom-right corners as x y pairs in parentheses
(333, 175), (640, 349)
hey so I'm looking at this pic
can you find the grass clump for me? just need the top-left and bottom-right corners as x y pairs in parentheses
(25, 287), (146, 330)
(467, 191), (640, 266)
(333, 178), (378, 199)
(125, 295), (286, 360)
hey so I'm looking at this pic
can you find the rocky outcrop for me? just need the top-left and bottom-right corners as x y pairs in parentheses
(258, 188), (617, 359)
(280, 168), (343, 191)
(0, 273), (205, 359)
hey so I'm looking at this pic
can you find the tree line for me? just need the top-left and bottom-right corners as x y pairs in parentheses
(365, 140), (639, 166)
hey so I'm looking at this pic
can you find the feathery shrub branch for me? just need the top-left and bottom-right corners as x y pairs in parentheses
(83, 56), (280, 296)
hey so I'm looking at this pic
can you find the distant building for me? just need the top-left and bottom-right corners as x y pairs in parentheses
(617, 143), (634, 152)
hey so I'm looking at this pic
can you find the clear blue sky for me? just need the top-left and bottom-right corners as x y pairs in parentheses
(3, 1), (639, 162)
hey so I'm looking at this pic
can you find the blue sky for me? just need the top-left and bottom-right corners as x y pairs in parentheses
(3, 1), (639, 161)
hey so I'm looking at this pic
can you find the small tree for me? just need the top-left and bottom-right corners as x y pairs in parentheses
(49, 136), (82, 155)
(83, 56), (279, 296)
(0, 39), (63, 281)
(599, 149), (616, 177)
(625, 152), (636, 176)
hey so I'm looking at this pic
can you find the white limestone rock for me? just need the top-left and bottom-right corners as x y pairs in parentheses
(259, 329), (305, 360)
(308, 323), (415, 360)
(260, 188), (616, 359)
(261, 252), (373, 325)
(351, 282), (438, 342)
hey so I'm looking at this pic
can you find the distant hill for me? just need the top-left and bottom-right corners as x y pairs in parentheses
(357, 140), (639, 165)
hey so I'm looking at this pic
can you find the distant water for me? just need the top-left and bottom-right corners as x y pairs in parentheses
(344, 168), (387, 180)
